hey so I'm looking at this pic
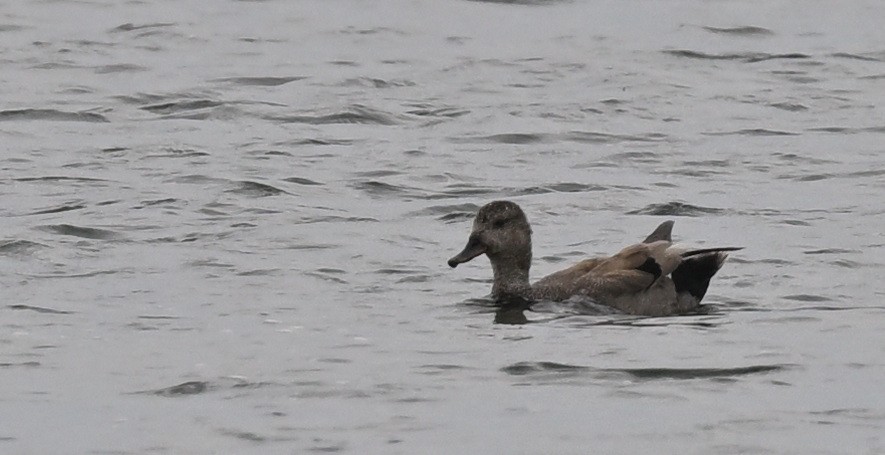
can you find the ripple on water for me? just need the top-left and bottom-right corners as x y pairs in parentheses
(781, 294), (834, 302)
(26, 202), (86, 216)
(0, 240), (47, 255)
(37, 224), (122, 240)
(145, 381), (211, 397)
(450, 131), (667, 145)
(14, 176), (109, 183)
(140, 99), (223, 114)
(803, 248), (860, 255)
(0, 108), (109, 122)
(7, 304), (72, 314)
(283, 177), (324, 186)
(704, 128), (799, 136)
(662, 50), (810, 63)
(627, 202), (726, 217)
(501, 361), (789, 381)
(408, 203), (480, 223)
(701, 25), (774, 36)
(211, 76), (306, 86)
(268, 104), (399, 125)
(226, 180), (290, 197)
(109, 22), (175, 33)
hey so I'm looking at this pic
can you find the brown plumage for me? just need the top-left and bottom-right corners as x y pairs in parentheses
(448, 201), (741, 316)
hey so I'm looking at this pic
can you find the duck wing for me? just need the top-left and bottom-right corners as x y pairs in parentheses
(532, 257), (607, 300)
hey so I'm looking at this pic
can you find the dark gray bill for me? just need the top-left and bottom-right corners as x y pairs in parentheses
(447, 234), (486, 268)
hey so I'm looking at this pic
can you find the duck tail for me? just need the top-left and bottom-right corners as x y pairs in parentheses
(672, 247), (742, 301)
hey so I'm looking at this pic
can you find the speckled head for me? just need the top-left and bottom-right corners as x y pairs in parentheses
(447, 200), (532, 268)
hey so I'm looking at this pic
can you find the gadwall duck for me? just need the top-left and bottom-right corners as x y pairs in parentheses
(447, 201), (740, 316)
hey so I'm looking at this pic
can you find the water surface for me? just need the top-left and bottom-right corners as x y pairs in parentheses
(2, 0), (885, 453)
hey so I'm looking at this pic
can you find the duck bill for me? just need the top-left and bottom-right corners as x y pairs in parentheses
(448, 234), (486, 268)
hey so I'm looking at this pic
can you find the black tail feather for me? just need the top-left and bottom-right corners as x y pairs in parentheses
(672, 251), (733, 302)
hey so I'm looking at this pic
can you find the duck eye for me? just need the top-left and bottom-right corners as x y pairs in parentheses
(492, 219), (507, 229)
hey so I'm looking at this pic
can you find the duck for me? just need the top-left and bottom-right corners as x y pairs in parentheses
(447, 200), (741, 317)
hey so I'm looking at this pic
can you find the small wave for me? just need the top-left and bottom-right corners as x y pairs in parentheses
(93, 63), (148, 74)
(8, 304), (72, 314)
(0, 24), (27, 32)
(831, 52), (883, 62)
(663, 50), (809, 63)
(776, 173), (833, 182)
(339, 77), (415, 88)
(31, 62), (83, 70)
(0, 109), (108, 123)
(406, 105), (470, 118)
(227, 180), (289, 197)
(502, 362), (587, 375)
(269, 105), (398, 125)
(149, 381), (210, 397)
(536, 182), (607, 193)
(375, 267), (424, 276)
(283, 176), (324, 186)
(603, 151), (661, 164)
(439, 212), (476, 223)
(28, 270), (120, 279)
(15, 176), (108, 183)
(409, 203), (480, 219)
(140, 99), (223, 114)
(612, 364), (787, 380)
(144, 148), (210, 159)
(351, 180), (426, 199)
(276, 138), (355, 146)
(37, 224), (121, 240)
(565, 131), (667, 143)
(212, 76), (306, 86)
(0, 239), (47, 255)
(782, 294), (833, 302)
(451, 131), (665, 145)
(772, 152), (838, 165)
(804, 248), (859, 255)
(133, 198), (179, 209)
(237, 269), (284, 276)
(846, 169), (885, 178)
(109, 22), (175, 33)
(704, 128), (798, 136)
(701, 26), (774, 36)
(0, 361), (41, 369)
(27, 203), (86, 216)
(627, 202), (725, 217)
(502, 361), (788, 380)
(298, 216), (378, 224)
(164, 174), (229, 185)
(808, 126), (885, 135)
(769, 102), (808, 111)
(305, 270), (348, 284)
(451, 133), (550, 144)
(353, 170), (402, 178)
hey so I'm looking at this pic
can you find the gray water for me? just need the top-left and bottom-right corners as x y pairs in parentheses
(2, 0), (885, 453)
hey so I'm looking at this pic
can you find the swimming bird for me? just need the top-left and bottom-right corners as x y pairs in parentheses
(447, 201), (740, 316)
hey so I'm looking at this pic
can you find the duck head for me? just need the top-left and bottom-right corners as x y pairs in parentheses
(448, 201), (532, 267)
(448, 201), (533, 299)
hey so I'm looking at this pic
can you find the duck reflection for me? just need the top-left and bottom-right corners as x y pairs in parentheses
(493, 297), (533, 325)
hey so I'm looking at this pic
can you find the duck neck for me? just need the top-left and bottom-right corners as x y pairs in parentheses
(489, 251), (532, 300)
